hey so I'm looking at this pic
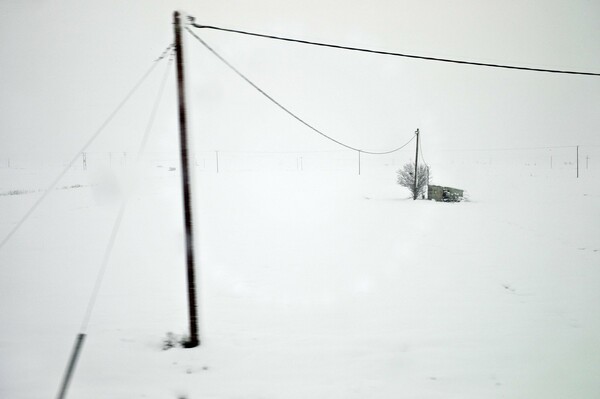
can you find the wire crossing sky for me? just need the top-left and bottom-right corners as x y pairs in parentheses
(79, 52), (173, 334)
(1, 2), (599, 161)
(0, 45), (172, 254)
(190, 21), (600, 77)
(186, 28), (417, 155)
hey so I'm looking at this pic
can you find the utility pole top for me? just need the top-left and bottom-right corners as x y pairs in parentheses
(174, 10), (195, 25)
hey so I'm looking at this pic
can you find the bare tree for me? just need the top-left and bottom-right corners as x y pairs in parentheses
(397, 162), (430, 199)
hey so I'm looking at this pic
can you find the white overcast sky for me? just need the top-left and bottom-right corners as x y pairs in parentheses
(1, 0), (599, 163)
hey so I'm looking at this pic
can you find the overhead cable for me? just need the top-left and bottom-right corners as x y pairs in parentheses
(0, 44), (172, 254)
(186, 28), (416, 155)
(190, 22), (600, 77)
(79, 52), (174, 333)
(56, 50), (174, 399)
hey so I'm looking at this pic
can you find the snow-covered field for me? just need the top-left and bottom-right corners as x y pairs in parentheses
(1, 160), (599, 398)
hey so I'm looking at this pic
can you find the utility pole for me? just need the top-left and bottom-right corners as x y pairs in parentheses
(174, 10), (199, 348)
(215, 150), (219, 173)
(576, 145), (579, 178)
(413, 129), (419, 200)
(358, 150), (361, 175)
(82, 152), (87, 171)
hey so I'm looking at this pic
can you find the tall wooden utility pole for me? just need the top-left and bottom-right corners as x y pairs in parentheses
(173, 10), (199, 348)
(413, 129), (420, 200)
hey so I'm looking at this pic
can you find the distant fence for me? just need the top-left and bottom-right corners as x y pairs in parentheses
(0, 145), (598, 176)
(0, 150), (405, 175)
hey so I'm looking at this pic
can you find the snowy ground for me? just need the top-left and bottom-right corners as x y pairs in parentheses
(0, 160), (599, 398)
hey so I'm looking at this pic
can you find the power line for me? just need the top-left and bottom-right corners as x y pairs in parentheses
(190, 21), (600, 77)
(56, 50), (174, 399)
(79, 51), (174, 333)
(0, 44), (173, 255)
(186, 28), (416, 155)
(155, 44), (174, 61)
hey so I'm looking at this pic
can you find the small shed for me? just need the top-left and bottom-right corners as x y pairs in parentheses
(428, 185), (464, 202)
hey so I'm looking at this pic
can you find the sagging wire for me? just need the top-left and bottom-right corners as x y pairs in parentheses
(185, 28), (416, 155)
